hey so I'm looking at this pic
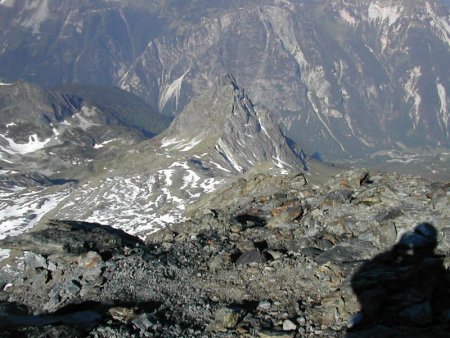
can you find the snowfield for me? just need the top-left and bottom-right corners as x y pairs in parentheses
(0, 158), (225, 243)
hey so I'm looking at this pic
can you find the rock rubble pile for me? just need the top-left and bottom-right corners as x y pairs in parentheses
(0, 169), (448, 337)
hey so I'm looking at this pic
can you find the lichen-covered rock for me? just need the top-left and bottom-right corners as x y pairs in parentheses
(206, 307), (244, 332)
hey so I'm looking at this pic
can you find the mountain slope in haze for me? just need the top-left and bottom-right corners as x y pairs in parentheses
(0, 76), (314, 239)
(1, 0), (448, 160)
(0, 80), (170, 176)
(53, 83), (172, 137)
(118, 0), (450, 159)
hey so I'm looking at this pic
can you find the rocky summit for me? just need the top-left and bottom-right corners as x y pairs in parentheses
(0, 169), (448, 337)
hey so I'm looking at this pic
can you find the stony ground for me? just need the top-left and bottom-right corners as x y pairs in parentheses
(0, 169), (449, 337)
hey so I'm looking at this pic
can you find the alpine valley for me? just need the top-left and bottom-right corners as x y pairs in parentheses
(0, 0), (449, 337)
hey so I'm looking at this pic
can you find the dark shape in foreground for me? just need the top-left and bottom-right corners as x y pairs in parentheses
(349, 223), (449, 335)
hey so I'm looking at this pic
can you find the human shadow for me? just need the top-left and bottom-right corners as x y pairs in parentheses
(349, 223), (449, 332)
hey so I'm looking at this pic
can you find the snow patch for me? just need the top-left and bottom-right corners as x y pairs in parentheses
(169, 161), (190, 170)
(1, 155), (227, 240)
(0, 189), (69, 239)
(159, 69), (189, 111)
(307, 92), (346, 152)
(94, 139), (116, 149)
(200, 178), (222, 193)
(368, 2), (402, 27)
(161, 137), (202, 152)
(160, 187), (184, 205)
(437, 83), (448, 138)
(181, 170), (200, 190)
(159, 169), (175, 186)
(0, 82), (12, 86)
(210, 161), (232, 173)
(22, 0), (50, 35)
(404, 66), (422, 129)
(340, 9), (357, 26)
(215, 138), (243, 172)
(0, 0), (15, 7)
(0, 134), (51, 154)
(0, 249), (10, 261)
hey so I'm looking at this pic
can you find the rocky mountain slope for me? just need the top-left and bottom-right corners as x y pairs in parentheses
(0, 80), (169, 176)
(0, 76), (312, 239)
(0, 0), (448, 160)
(0, 169), (448, 337)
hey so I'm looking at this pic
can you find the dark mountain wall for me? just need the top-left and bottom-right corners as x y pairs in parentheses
(0, 0), (448, 159)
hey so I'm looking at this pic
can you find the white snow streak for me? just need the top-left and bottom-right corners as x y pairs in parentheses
(255, 109), (271, 139)
(0, 134), (51, 154)
(161, 137), (180, 148)
(210, 161), (232, 173)
(94, 139), (116, 149)
(159, 69), (189, 111)
(272, 154), (290, 174)
(161, 137), (202, 152)
(368, 2), (402, 27)
(404, 66), (422, 129)
(215, 138), (243, 172)
(340, 9), (357, 26)
(437, 83), (449, 138)
(307, 92), (346, 152)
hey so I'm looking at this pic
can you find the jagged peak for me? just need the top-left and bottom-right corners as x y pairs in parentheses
(162, 74), (306, 173)
(165, 74), (249, 138)
(214, 73), (239, 90)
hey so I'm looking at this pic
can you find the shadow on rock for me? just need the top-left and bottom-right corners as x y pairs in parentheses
(0, 220), (144, 256)
(348, 223), (450, 336)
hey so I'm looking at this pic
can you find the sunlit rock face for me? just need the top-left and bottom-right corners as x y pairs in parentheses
(1, 0), (448, 159)
(0, 76), (308, 238)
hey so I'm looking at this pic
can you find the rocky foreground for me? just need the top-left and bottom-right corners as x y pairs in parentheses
(0, 169), (449, 337)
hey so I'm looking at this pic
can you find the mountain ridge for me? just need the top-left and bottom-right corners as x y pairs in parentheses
(0, 76), (313, 239)
(0, 80), (170, 176)
(1, 0), (448, 160)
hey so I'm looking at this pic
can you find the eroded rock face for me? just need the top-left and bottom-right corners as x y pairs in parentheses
(0, 170), (448, 337)
(2, 1), (449, 160)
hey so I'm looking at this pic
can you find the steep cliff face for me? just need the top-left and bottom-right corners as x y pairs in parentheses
(0, 76), (309, 238)
(0, 0), (448, 159)
(48, 76), (307, 236)
(165, 74), (306, 174)
(118, 0), (450, 158)
(0, 0), (165, 86)
(0, 81), (168, 175)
